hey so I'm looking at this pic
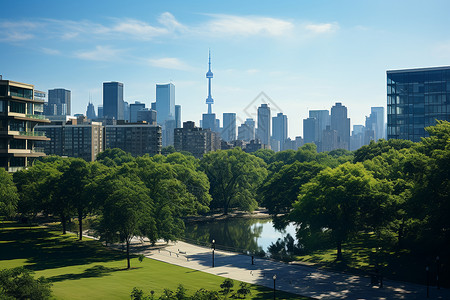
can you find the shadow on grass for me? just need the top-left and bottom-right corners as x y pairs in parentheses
(0, 224), (125, 272)
(47, 265), (137, 283)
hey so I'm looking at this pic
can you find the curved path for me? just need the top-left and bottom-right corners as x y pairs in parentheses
(116, 237), (450, 300)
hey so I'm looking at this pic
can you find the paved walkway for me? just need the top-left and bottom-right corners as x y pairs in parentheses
(113, 237), (450, 300)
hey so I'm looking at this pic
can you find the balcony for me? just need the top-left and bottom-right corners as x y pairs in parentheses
(26, 114), (47, 120)
(19, 131), (46, 137)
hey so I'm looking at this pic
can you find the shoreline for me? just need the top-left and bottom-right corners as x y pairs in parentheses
(183, 208), (272, 223)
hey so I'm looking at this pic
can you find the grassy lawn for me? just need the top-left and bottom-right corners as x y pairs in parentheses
(294, 232), (438, 287)
(0, 222), (305, 299)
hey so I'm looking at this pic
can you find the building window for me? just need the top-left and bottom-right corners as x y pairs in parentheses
(10, 101), (26, 114)
(9, 86), (33, 99)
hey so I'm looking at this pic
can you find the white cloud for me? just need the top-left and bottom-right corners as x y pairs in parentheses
(305, 23), (339, 34)
(41, 48), (61, 55)
(111, 19), (169, 40)
(0, 21), (38, 42)
(204, 14), (294, 37)
(74, 45), (124, 61)
(147, 57), (191, 70)
(158, 12), (186, 32)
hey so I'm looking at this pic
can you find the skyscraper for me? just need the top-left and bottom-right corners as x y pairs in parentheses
(238, 118), (255, 141)
(46, 88), (71, 116)
(387, 66), (450, 142)
(156, 83), (175, 146)
(103, 81), (124, 120)
(130, 101), (145, 123)
(156, 83), (175, 125)
(272, 112), (288, 151)
(86, 101), (96, 120)
(175, 105), (182, 128)
(257, 103), (271, 145)
(365, 107), (385, 141)
(222, 113), (236, 142)
(331, 102), (350, 150)
(309, 110), (330, 143)
(303, 117), (317, 144)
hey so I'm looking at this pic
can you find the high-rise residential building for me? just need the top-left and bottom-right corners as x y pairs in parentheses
(35, 116), (103, 162)
(103, 82), (124, 120)
(387, 66), (450, 142)
(222, 113), (236, 142)
(156, 83), (175, 125)
(86, 102), (96, 120)
(331, 102), (350, 150)
(272, 112), (288, 151)
(104, 122), (161, 157)
(137, 108), (157, 125)
(256, 103), (271, 145)
(303, 117), (317, 144)
(45, 88), (71, 116)
(174, 121), (220, 158)
(130, 101), (145, 123)
(238, 118), (255, 141)
(0, 80), (50, 172)
(175, 105), (181, 128)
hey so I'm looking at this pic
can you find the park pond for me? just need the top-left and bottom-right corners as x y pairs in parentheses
(183, 218), (298, 257)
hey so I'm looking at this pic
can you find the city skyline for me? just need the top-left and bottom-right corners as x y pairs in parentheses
(2, 0), (450, 137)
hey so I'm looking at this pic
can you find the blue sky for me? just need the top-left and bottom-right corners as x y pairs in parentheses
(1, 0), (450, 137)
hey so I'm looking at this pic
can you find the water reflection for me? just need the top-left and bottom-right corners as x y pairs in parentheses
(183, 218), (297, 256)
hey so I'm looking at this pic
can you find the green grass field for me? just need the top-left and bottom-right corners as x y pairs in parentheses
(0, 222), (306, 299)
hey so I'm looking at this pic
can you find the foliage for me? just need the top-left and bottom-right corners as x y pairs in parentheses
(0, 168), (18, 218)
(291, 162), (392, 259)
(353, 139), (415, 162)
(200, 148), (267, 214)
(219, 278), (234, 295)
(97, 167), (155, 269)
(161, 146), (176, 156)
(0, 267), (52, 300)
(259, 161), (326, 227)
(250, 149), (275, 164)
(96, 148), (134, 167)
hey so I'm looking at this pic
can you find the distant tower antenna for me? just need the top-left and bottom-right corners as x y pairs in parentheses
(205, 49), (214, 114)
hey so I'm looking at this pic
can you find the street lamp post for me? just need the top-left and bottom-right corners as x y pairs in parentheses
(436, 256), (440, 290)
(212, 239), (215, 268)
(273, 275), (277, 300)
(426, 265), (430, 298)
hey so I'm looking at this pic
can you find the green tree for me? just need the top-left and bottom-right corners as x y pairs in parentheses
(58, 158), (90, 239)
(0, 267), (52, 300)
(200, 148), (267, 214)
(96, 148), (134, 167)
(291, 162), (392, 260)
(161, 145), (176, 156)
(236, 282), (251, 299)
(97, 171), (155, 269)
(259, 161), (326, 224)
(353, 139), (414, 162)
(0, 168), (19, 218)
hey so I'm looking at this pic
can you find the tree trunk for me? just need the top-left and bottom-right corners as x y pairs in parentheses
(78, 209), (83, 241)
(61, 214), (66, 234)
(337, 241), (342, 260)
(126, 239), (130, 269)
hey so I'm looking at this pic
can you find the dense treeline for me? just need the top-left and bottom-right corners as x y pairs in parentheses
(0, 121), (448, 278)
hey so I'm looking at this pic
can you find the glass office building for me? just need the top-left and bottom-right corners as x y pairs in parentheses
(387, 66), (450, 142)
